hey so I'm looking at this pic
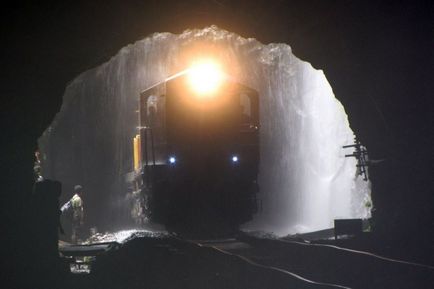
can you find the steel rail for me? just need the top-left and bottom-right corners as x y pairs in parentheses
(180, 238), (353, 289)
(277, 238), (434, 271)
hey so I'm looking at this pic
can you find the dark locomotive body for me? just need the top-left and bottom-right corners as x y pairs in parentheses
(131, 72), (259, 232)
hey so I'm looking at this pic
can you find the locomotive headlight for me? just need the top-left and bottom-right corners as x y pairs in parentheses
(169, 156), (176, 164)
(231, 155), (239, 163)
(187, 61), (224, 95)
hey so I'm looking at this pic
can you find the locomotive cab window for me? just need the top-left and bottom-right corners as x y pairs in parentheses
(240, 92), (252, 123)
(237, 89), (259, 131)
(146, 95), (158, 125)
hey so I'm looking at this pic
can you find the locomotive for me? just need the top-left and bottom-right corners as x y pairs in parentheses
(129, 61), (260, 232)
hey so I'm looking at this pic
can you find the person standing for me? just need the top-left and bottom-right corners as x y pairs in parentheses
(61, 185), (84, 243)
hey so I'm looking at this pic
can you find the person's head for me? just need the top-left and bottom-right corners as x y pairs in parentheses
(74, 185), (83, 196)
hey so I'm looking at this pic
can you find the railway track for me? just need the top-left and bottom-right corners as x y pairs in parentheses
(185, 238), (351, 289)
(61, 231), (434, 289)
(183, 235), (434, 289)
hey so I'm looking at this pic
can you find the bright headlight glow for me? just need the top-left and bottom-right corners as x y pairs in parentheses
(232, 156), (239, 163)
(169, 156), (176, 164)
(187, 60), (224, 95)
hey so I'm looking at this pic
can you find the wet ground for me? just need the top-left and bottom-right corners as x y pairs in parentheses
(55, 232), (434, 289)
(62, 236), (315, 289)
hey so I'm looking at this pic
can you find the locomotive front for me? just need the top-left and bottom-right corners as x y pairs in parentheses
(131, 61), (259, 233)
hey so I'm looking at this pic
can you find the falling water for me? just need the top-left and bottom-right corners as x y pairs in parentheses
(39, 26), (371, 235)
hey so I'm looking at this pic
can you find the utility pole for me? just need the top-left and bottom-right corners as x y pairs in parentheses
(343, 138), (369, 181)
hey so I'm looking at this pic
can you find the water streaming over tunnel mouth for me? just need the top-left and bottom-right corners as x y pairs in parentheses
(39, 26), (371, 237)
